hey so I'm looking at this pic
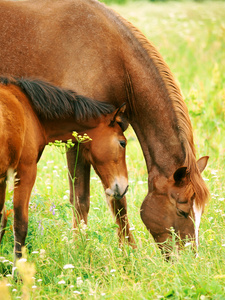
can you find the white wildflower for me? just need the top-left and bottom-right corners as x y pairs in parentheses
(76, 277), (83, 287)
(203, 177), (209, 181)
(211, 170), (218, 175)
(47, 160), (54, 164)
(79, 219), (87, 233)
(18, 258), (27, 263)
(63, 264), (75, 269)
(40, 249), (46, 259)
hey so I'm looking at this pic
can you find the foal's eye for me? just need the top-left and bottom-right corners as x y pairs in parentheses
(119, 140), (126, 148)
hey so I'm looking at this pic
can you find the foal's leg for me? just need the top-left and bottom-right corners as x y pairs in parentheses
(13, 163), (37, 261)
(0, 180), (7, 242)
(107, 196), (136, 247)
(66, 146), (91, 227)
(66, 148), (136, 247)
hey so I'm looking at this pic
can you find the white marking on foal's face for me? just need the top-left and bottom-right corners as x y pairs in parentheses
(193, 201), (202, 249)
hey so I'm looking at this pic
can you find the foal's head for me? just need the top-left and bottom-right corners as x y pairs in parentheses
(83, 104), (129, 200)
(141, 156), (209, 256)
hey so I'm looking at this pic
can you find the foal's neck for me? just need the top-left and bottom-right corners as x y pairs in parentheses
(42, 116), (100, 143)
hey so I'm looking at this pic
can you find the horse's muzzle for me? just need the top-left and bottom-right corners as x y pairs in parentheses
(114, 184), (129, 200)
(105, 184), (129, 200)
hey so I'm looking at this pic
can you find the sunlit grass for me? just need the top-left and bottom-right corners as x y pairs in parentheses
(0, 1), (225, 299)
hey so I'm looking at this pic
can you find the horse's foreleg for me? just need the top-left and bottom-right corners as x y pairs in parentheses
(66, 146), (91, 228)
(107, 196), (136, 248)
(0, 180), (7, 243)
(13, 163), (37, 262)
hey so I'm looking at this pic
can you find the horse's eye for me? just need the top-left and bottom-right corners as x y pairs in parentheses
(177, 208), (189, 218)
(119, 140), (126, 148)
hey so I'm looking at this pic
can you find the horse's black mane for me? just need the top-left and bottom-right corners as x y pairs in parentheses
(0, 76), (115, 120)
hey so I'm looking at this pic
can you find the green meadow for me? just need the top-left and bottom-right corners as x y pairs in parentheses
(0, 1), (225, 299)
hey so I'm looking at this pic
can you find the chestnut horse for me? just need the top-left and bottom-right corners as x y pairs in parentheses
(0, 76), (130, 262)
(0, 0), (209, 252)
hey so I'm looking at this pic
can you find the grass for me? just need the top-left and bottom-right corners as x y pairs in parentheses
(1, 0), (225, 299)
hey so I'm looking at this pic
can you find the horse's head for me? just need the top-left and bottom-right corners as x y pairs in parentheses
(83, 104), (128, 200)
(140, 156), (209, 256)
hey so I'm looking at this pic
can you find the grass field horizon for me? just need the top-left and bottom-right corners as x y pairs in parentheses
(0, 1), (225, 299)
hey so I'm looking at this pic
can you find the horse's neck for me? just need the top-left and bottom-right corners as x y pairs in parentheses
(130, 99), (185, 178)
(93, 3), (193, 177)
(124, 53), (187, 177)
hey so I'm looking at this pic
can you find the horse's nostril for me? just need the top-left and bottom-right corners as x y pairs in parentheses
(114, 194), (122, 200)
(114, 185), (129, 200)
(105, 184), (129, 200)
(114, 184), (120, 200)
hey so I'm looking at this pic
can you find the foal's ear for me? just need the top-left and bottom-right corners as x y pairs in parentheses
(173, 167), (188, 183)
(197, 156), (209, 173)
(110, 103), (128, 131)
(112, 103), (126, 123)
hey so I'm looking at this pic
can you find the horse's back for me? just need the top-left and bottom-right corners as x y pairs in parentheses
(0, 0), (127, 102)
(0, 83), (47, 175)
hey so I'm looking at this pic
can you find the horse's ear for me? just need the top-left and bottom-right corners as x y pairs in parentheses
(110, 103), (128, 130)
(173, 167), (188, 183)
(111, 103), (126, 123)
(197, 156), (209, 173)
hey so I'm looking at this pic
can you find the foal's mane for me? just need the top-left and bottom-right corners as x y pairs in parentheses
(102, 4), (209, 208)
(0, 76), (115, 120)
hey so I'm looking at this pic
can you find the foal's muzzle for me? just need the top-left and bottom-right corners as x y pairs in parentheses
(114, 184), (129, 200)
(105, 184), (129, 200)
